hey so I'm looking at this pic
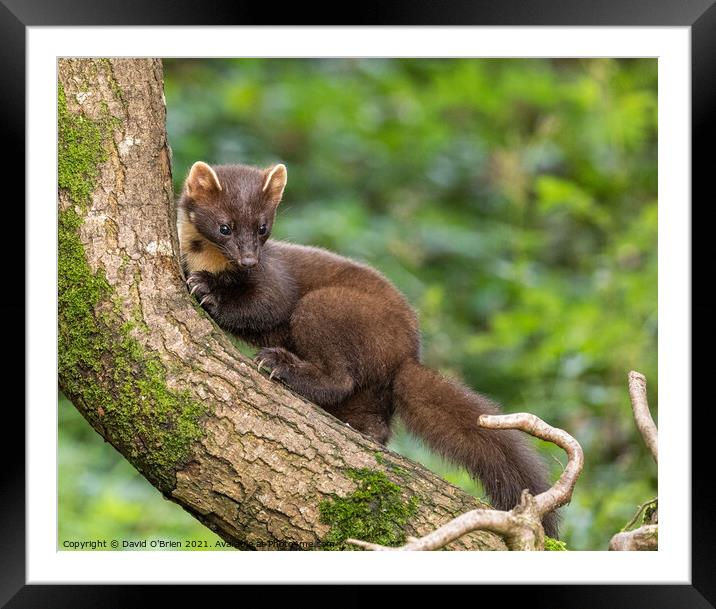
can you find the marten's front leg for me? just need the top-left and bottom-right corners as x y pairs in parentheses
(255, 346), (354, 406)
(186, 271), (254, 332)
(186, 271), (219, 314)
(186, 271), (290, 336)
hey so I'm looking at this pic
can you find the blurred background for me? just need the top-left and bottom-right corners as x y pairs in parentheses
(59, 58), (657, 550)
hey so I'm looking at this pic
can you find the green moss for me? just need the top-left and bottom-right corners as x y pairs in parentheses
(544, 536), (568, 551)
(58, 84), (107, 206)
(58, 83), (207, 493)
(373, 451), (410, 478)
(318, 468), (418, 550)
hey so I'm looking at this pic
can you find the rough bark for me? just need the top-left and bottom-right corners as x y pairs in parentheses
(57, 58), (506, 551)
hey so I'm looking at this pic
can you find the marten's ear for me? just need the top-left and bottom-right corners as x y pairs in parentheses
(262, 163), (287, 205)
(185, 161), (222, 199)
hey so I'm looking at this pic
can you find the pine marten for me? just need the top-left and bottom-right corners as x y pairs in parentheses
(177, 160), (560, 537)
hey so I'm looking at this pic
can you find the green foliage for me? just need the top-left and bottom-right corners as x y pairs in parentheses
(318, 468), (418, 550)
(60, 58), (657, 550)
(57, 84), (108, 205)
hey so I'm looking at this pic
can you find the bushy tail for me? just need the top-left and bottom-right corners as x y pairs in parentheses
(393, 359), (560, 538)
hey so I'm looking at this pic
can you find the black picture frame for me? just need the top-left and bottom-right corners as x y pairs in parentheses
(6, 0), (713, 605)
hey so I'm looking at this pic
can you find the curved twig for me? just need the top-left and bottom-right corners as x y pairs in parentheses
(478, 413), (584, 516)
(628, 371), (658, 463)
(623, 497), (658, 532)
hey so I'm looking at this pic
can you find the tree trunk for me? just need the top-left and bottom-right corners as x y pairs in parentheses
(57, 58), (506, 551)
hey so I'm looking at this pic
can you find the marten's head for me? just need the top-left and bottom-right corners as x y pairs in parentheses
(178, 161), (287, 270)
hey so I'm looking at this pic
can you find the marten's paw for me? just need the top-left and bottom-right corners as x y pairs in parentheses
(255, 347), (300, 381)
(186, 272), (218, 311)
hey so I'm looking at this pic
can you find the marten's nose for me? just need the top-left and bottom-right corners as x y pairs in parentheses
(239, 256), (257, 268)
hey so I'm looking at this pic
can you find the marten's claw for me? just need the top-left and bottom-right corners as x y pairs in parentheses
(256, 358), (265, 373)
(254, 347), (297, 382)
(186, 272), (214, 306)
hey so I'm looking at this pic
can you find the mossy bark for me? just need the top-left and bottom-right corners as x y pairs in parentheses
(57, 58), (507, 551)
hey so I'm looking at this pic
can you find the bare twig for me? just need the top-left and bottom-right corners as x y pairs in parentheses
(609, 525), (658, 551)
(346, 412), (584, 551)
(628, 371), (658, 463)
(622, 497), (658, 532)
(479, 413), (584, 516)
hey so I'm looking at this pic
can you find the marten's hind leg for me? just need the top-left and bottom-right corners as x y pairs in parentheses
(326, 387), (394, 444)
(255, 289), (361, 406)
(255, 287), (409, 427)
(256, 344), (391, 443)
(257, 342), (393, 443)
(254, 345), (354, 406)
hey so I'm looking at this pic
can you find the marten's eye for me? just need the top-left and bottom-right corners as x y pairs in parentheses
(219, 224), (231, 236)
(258, 224), (268, 236)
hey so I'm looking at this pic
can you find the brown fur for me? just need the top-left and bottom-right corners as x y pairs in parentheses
(177, 161), (560, 537)
(178, 208), (233, 274)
